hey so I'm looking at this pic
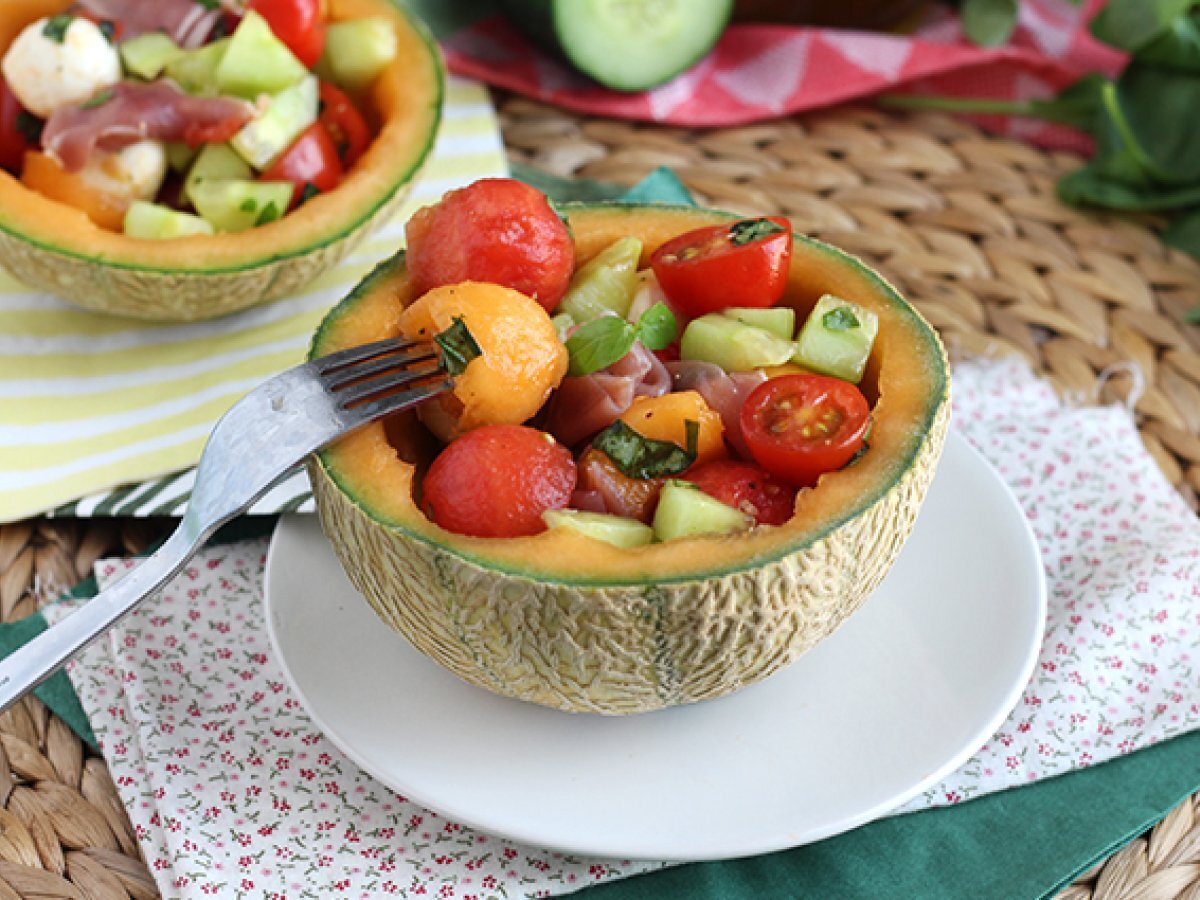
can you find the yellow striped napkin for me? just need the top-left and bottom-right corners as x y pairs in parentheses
(0, 77), (508, 524)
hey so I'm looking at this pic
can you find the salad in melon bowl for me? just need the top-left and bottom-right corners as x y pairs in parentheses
(308, 177), (950, 715)
(0, 0), (442, 320)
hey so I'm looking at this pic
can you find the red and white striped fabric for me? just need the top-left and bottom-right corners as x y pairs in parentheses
(442, 0), (1126, 151)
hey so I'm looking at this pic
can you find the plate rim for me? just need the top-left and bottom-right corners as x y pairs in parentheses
(264, 429), (1047, 861)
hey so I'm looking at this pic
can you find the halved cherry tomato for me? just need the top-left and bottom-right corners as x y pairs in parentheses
(0, 78), (35, 174)
(20, 151), (127, 231)
(405, 178), (575, 312)
(247, 0), (326, 68)
(739, 373), (870, 488)
(261, 122), (343, 208)
(650, 216), (793, 319)
(317, 82), (370, 169)
(686, 459), (797, 526)
(422, 424), (576, 538)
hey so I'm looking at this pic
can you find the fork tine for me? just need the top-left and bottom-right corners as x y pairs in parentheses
(348, 377), (456, 424)
(313, 336), (431, 376)
(333, 362), (448, 409)
(325, 346), (440, 390)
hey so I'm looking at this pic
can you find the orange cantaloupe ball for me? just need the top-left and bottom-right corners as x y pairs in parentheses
(618, 391), (727, 466)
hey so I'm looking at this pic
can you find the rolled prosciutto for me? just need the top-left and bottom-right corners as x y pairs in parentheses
(76, 0), (221, 48)
(666, 360), (768, 460)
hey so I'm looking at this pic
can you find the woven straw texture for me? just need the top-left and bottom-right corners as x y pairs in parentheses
(0, 98), (1195, 897)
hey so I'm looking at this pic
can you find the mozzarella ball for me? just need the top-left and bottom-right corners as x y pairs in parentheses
(79, 142), (168, 203)
(1, 17), (121, 118)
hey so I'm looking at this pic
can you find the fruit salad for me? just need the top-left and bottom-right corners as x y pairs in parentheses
(0, 0), (396, 238)
(402, 178), (882, 547)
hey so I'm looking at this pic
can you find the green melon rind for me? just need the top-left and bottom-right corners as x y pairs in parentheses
(0, 4), (443, 321)
(311, 202), (950, 587)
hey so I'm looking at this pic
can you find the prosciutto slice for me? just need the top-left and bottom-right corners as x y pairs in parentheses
(44, 81), (255, 172)
(666, 361), (769, 459)
(539, 342), (671, 450)
(76, 0), (220, 48)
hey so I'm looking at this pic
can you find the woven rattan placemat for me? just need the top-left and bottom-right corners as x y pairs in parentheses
(0, 98), (1196, 899)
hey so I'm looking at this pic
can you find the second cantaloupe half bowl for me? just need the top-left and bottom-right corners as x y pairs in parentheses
(309, 202), (951, 715)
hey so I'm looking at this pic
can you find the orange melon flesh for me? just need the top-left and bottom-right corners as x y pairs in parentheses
(313, 204), (949, 584)
(0, 0), (442, 319)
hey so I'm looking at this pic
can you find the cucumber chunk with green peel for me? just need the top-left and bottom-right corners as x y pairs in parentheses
(188, 179), (294, 233)
(499, 0), (733, 92)
(124, 201), (214, 239)
(558, 236), (642, 323)
(542, 509), (655, 548)
(721, 306), (796, 341)
(652, 480), (751, 542)
(217, 11), (308, 99)
(184, 143), (252, 207)
(679, 313), (796, 372)
(315, 18), (398, 93)
(120, 33), (183, 80)
(231, 75), (319, 170)
(551, 312), (575, 343)
(163, 38), (229, 96)
(165, 142), (198, 175)
(793, 295), (880, 384)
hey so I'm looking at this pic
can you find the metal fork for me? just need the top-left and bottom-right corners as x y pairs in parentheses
(0, 338), (452, 714)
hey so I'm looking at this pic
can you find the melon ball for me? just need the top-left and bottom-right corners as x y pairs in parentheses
(2, 16), (121, 118)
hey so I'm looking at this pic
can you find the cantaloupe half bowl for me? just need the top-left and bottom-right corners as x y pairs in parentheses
(309, 203), (951, 715)
(0, 0), (442, 321)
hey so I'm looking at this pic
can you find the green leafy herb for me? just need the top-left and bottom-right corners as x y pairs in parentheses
(239, 199), (258, 213)
(683, 419), (699, 458)
(961, 0), (1019, 47)
(728, 218), (785, 246)
(97, 19), (115, 43)
(15, 111), (42, 146)
(42, 15), (73, 43)
(298, 183), (321, 207)
(433, 316), (482, 376)
(565, 303), (679, 376)
(822, 306), (860, 332)
(80, 89), (115, 111)
(195, 0), (220, 10)
(254, 201), (280, 226)
(592, 420), (695, 480)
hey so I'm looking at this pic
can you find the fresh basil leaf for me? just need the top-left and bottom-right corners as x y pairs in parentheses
(683, 419), (699, 459)
(15, 111), (42, 146)
(633, 301), (676, 351)
(297, 183), (321, 207)
(565, 315), (635, 376)
(822, 306), (860, 332)
(195, 0), (220, 10)
(97, 19), (115, 43)
(592, 420), (695, 480)
(42, 15), (73, 43)
(433, 316), (482, 377)
(961, 0), (1019, 48)
(80, 89), (115, 111)
(728, 218), (785, 246)
(239, 199), (258, 213)
(254, 201), (280, 226)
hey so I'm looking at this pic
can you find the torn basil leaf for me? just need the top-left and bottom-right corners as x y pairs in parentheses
(729, 218), (786, 246)
(822, 306), (860, 332)
(634, 301), (677, 351)
(565, 315), (635, 376)
(434, 316), (482, 376)
(42, 15), (72, 42)
(592, 420), (695, 480)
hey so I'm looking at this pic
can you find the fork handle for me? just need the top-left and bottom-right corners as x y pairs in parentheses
(0, 525), (197, 715)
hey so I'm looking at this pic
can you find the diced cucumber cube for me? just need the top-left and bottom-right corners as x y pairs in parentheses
(542, 510), (654, 548)
(679, 313), (795, 372)
(721, 306), (795, 341)
(652, 480), (750, 543)
(165, 142), (199, 174)
(792, 295), (879, 384)
(315, 18), (399, 93)
(124, 201), (214, 239)
(188, 179), (294, 232)
(551, 312), (575, 343)
(164, 38), (229, 96)
(231, 75), (319, 170)
(120, 32), (183, 80)
(217, 10), (308, 99)
(558, 236), (642, 323)
(184, 143), (252, 208)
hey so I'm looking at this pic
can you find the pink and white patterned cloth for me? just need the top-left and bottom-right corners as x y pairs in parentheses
(52, 355), (1199, 898)
(442, 0), (1126, 152)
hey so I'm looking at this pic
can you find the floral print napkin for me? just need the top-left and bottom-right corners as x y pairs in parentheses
(49, 354), (1200, 898)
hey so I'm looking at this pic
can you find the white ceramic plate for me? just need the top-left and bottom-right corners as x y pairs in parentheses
(264, 430), (1046, 861)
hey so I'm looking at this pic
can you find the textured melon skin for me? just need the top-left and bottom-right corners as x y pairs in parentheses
(311, 401), (946, 713)
(0, 0), (442, 322)
(309, 203), (951, 714)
